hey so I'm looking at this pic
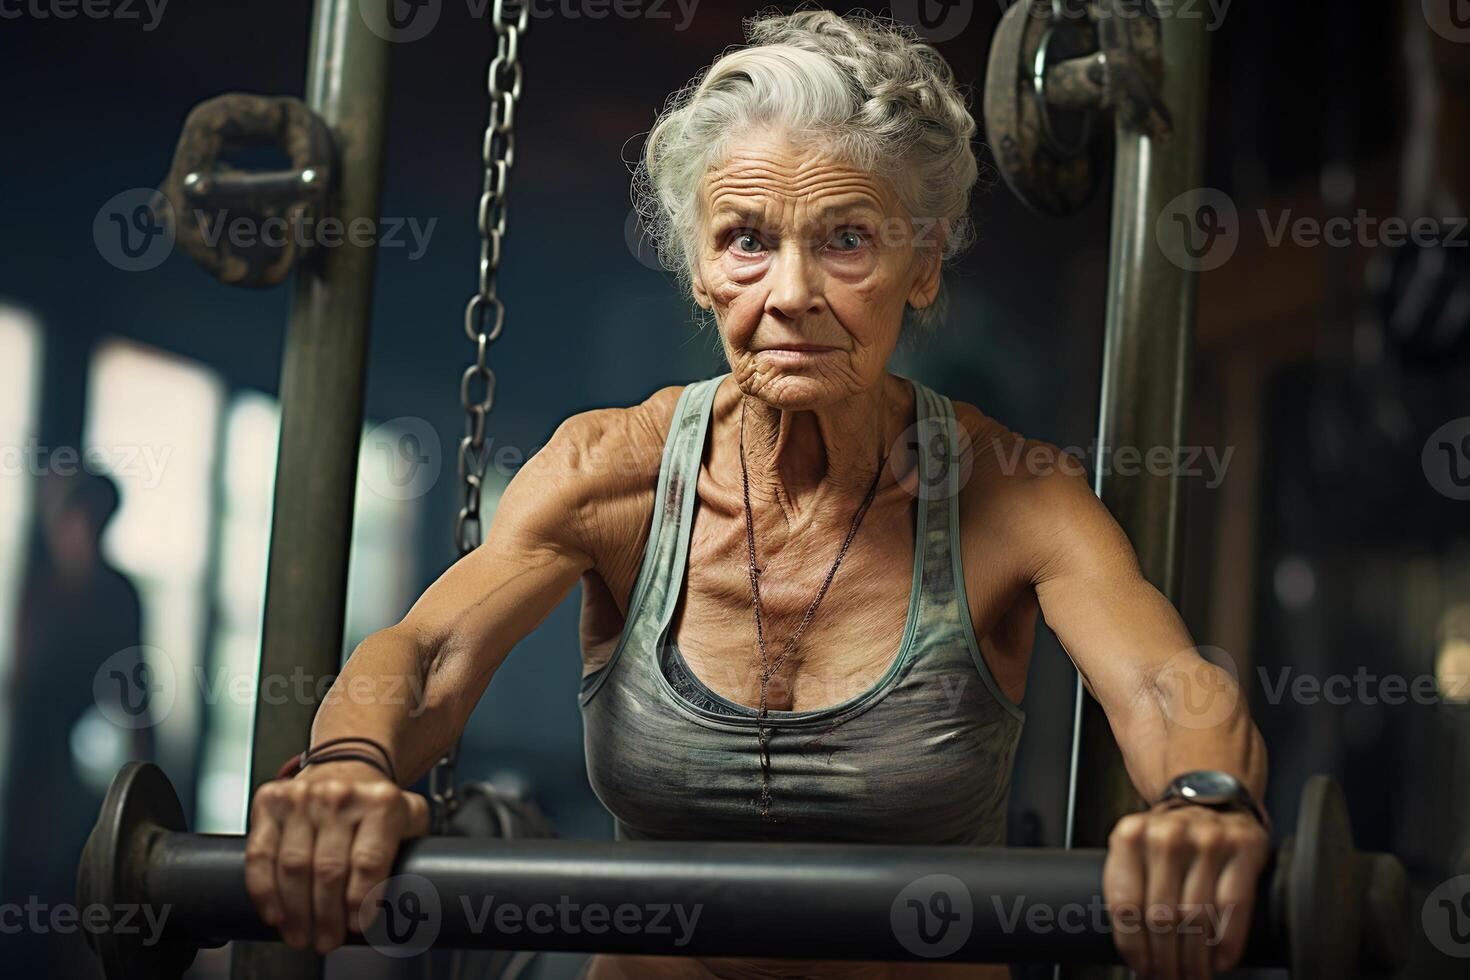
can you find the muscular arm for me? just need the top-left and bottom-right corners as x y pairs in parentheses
(306, 414), (603, 786)
(985, 431), (1266, 804)
(305, 385), (678, 785)
(246, 393), (677, 955)
(987, 431), (1272, 975)
(958, 399), (1270, 805)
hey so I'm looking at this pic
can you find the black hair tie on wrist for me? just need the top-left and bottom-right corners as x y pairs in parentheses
(299, 751), (395, 783)
(300, 736), (398, 785)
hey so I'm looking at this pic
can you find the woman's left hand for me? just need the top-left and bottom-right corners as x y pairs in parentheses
(1103, 802), (1271, 979)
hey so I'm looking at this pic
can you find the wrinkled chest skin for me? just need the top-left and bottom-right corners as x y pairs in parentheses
(580, 376), (1025, 849)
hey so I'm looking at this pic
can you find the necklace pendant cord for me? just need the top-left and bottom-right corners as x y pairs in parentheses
(738, 398), (889, 821)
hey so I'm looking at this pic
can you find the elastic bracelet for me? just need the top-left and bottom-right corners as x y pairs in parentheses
(302, 736), (399, 784)
(298, 750), (396, 783)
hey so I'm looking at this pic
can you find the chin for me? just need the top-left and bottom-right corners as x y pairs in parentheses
(740, 365), (855, 411)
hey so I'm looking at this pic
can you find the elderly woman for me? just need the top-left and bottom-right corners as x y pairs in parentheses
(244, 10), (1268, 980)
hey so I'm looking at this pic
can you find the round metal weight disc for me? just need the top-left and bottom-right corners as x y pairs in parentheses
(77, 762), (196, 980)
(1288, 775), (1359, 980)
(983, 1), (1104, 218)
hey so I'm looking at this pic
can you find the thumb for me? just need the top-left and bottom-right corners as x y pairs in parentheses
(403, 791), (432, 838)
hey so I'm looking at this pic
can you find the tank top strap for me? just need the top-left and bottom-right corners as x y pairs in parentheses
(907, 382), (1024, 721)
(579, 375), (724, 703)
(907, 382), (976, 649)
(642, 374), (724, 633)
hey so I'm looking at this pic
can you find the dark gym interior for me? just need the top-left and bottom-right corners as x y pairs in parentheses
(1, 1), (1467, 978)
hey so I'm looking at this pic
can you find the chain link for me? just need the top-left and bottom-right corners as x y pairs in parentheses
(434, 0), (530, 832)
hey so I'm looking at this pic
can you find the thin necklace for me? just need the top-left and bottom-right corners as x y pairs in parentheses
(738, 398), (888, 821)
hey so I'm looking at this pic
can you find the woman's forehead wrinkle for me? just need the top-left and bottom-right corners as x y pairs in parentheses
(706, 160), (894, 231)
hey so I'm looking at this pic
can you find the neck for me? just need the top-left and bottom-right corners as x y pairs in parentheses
(739, 377), (897, 515)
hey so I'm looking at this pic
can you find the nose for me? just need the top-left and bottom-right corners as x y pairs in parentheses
(765, 242), (825, 322)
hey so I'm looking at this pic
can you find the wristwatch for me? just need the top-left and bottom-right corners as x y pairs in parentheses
(1155, 770), (1272, 832)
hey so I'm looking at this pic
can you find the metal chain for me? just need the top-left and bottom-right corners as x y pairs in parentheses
(432, 0), (531, 833)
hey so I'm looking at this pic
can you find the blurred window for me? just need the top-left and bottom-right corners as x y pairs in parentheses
(196, 395), (419, 832)
(84, 339), (224, 782)
(0, 305), (42, 817)
(0, 307), (42, 683)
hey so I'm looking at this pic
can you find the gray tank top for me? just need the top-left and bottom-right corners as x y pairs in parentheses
(580, 375), (1025, 845)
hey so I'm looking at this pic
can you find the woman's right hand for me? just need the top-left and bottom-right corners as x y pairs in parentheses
(243, 760), (431, 954)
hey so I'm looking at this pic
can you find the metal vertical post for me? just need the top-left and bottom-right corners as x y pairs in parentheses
(230, 1), (391, 978)
(1059, 9), (1212, 975)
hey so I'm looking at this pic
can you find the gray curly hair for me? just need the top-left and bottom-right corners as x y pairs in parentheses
(631, 7), (980, 331)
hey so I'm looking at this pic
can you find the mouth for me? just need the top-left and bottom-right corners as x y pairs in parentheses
(756, 345), (840, 362)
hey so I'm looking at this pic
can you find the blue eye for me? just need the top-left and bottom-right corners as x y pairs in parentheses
(732, 231), (763, 254)
(831, 229), (865, 251)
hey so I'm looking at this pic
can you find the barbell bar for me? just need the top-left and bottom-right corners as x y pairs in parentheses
(76, 763), (1409, 978)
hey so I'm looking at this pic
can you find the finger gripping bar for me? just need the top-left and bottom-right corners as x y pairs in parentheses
(77, 764), (1408, 979)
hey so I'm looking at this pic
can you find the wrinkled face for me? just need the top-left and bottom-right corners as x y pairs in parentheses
(691, 129), (942, 410)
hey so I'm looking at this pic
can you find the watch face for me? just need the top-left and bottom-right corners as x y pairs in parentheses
(1179, 770), (1240, 802)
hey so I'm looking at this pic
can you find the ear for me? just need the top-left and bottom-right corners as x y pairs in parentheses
(691, 269), (713, 311)
(908, 244), (943, 310)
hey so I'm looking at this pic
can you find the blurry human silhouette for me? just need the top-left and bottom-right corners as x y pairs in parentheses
(1, 470), (151, 976)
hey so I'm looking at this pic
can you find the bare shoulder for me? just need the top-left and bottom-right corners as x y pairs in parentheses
(950, 399), (1087, 493)
(507, 384), (685, 567)
(525, 384), (684, 490)
(949, 400), (1126, 580)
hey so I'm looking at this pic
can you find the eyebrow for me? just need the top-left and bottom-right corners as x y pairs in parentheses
(708, 200), (885, 232)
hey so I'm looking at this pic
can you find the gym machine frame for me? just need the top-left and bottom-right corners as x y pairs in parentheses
(80, 2), (1415, 979)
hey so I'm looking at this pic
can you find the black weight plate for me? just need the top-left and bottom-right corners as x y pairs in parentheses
(77, 762), (196, 980)
(1288, 776), (1358, 980)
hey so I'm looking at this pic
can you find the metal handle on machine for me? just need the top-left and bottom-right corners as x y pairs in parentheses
(78, 764), (1410, 980)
